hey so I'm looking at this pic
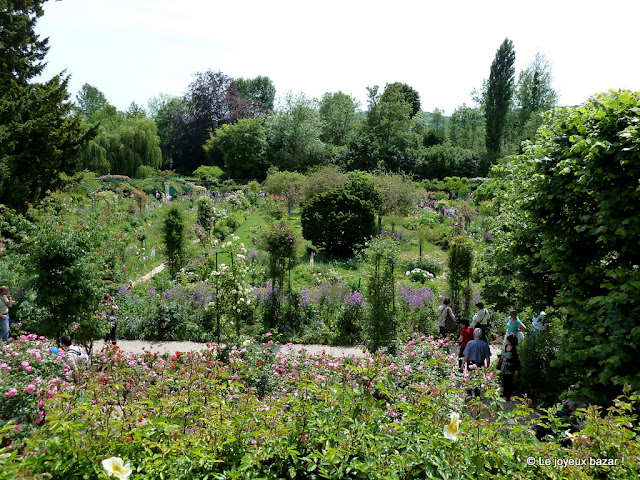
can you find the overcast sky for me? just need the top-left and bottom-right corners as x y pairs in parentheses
(36, 0), (640, 115)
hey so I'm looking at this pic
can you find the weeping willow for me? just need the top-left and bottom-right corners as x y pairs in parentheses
(79, 118), (162, 177)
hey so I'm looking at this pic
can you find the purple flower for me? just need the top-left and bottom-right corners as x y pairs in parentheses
(148, 288), (157, 296)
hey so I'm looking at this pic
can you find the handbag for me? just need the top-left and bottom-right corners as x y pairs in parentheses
(496, 357), (503, 370)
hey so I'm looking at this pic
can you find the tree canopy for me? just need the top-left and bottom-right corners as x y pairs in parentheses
(0, 0), (89, 210)
(481, 90), (640, 403)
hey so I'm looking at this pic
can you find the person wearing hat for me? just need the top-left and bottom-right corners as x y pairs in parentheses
(532, 311), (551, 333)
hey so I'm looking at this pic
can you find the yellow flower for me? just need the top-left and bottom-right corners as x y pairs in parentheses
(102, 457), (132, 479)
(443, 412), (462, 442)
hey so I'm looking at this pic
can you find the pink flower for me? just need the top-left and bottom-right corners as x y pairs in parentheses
(4, 388), (18, 397)
(13, 425), (20, 430)
(265, 332), (272, 338)
(24, 384), (36, 393)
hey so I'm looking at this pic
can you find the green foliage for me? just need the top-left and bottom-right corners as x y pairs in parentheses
(192, 165), (226, 181)
(381, 81), (421, 118)
(74, 83), (111, 121)
(263, 170), (305, 196)
(300, 179), (380, 258)
(78, 116), (163, 177)
(204, 117), (266, 179)
(3, 334), (640, 479)
(163, 205), (186, 277)
(265, 93), (326, 171)
(371, 171), (419, 217)
(318, 91), (360, 146)
(517, 331), (567, 405)
(233, 75), (276, 112)
(26, 226), (103, 347)
(0, 1), (89, 211)
(365, 236), (400, 353)
(482, 90), (640, 404)
(485, 37), (516, 161)
(347, 85), (423, 172)
(302, 165), (348, 200)
(417, 144), (482, 179)
(447, 103), (486, 153)
(448, 235), (475, 315)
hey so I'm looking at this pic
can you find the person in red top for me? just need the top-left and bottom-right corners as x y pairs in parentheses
(458, 318), (474, 371)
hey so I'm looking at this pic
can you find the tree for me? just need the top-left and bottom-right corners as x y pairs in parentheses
(514, 52), (558, 141)
(153, 70), (256, 174)
(447, 104), (486, 153)
(318, 91), (360, 146)
(303, 166), (348, 199)
(0, 1), (89, 211)
(265, 93), (326, 171)
(371, 171), (419, 231)
(75, 83), (111, 121)
(263, 170), (305, 212)
(28, 227), (102, 348)
(482, 91), (640, 403)
(484, 38), (516, 162)
(416, 144), (482, 179)
(348, 86), (422, 172)
(300, 178), (381, 258)
(203, 117), (267, 179)
(164, 205), (186, 277)
(381, 82), (421, 118)
(233, 75), (276, 113)
(78, 117), (162, 177)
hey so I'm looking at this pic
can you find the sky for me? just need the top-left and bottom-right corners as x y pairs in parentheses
(36, 0), (640, 116)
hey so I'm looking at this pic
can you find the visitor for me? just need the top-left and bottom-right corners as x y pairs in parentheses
(497, 333), (520, 401)
(0, 286), (16, 343)
(532, 311), (551, 333)
(59, 334), (89, 368)
(457, 318), (474, 371)
(437, 298), (455, 338)
(505, 309), (526, 341)
(471, 302), (490, 342)
(463, 328), (491, 370)
(102, 293), (119, 346)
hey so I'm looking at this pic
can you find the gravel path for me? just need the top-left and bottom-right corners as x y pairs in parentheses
(108, 339), (503, 361)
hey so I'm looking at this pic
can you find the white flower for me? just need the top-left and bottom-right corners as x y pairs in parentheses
(443, 412), (462, 442)
(102, 457), (132, 479)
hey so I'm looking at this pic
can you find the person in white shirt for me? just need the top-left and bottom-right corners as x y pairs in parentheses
(471, 302), (490, 342)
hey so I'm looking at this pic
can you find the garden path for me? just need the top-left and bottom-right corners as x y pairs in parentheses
(131, 262), (166, 286)
(113, 339), (502, 361)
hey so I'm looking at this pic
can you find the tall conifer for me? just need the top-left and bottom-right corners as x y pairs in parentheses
(484, 38), (516, 164)
(0, 0), (89, 211)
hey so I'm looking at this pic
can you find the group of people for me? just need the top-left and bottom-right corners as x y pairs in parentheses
(438, 298), (551, 401)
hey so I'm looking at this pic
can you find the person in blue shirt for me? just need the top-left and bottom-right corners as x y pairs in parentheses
(463, 328), (492, 370)
(505, 308), (526, 341)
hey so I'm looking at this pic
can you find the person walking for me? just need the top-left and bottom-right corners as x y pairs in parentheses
(0, 286), (16, 342)
(498, 333), (520, 401)
(437, 298), (455, 338)
(102, 293), (119, 346)
(457, 318), (475, 371)
(471, 302), (490, 342)
(463, 328), (492, 370)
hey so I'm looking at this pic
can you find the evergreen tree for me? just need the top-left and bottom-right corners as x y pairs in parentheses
(0, 0), (89, 211)
(484, 38), (516, 164)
